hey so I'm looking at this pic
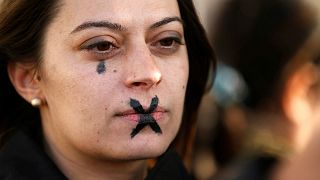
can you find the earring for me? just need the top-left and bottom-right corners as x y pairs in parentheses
(31, 98), (42, 107)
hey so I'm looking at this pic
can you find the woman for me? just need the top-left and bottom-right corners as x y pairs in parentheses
(0, 0), (215, 179)
(211, 0), (320, 179)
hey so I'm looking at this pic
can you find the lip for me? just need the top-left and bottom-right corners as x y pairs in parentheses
(115, 107), (168, 122)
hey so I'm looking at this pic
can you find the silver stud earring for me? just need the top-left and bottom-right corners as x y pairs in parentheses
(31, 98), (42, 107)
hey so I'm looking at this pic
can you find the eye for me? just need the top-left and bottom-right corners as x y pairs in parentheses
(80, 36), (120, 59)
(82, 41), (116, 53)
(92, 41), (114, 52)
(159, 37), (180, 48)
(159, 37), (182, 48)
(151, 35), (184, 55)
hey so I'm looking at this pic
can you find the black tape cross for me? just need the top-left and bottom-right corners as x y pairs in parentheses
(130, 96), (162, 138)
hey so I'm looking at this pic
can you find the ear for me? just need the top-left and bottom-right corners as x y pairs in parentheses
(282, 63), (316, 123)
(7, 62), (43, 105)
(282, 63), (319, 150)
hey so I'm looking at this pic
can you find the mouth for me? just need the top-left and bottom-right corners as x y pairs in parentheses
(115, 107), (168, 122)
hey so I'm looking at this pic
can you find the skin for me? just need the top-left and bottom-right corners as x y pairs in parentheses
(270, 31), (320, 180)
(32, 0), (189, 179)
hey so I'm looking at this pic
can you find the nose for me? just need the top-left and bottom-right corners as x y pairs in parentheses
(124, 45), (162, 89)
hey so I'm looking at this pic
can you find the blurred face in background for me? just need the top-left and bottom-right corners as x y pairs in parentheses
(281, 29), (320, 152)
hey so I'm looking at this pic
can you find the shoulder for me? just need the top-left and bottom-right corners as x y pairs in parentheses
(0, 131), (67, 180)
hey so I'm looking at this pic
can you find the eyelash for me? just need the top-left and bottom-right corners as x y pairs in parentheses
(151, 36), (184, 55)
(80, 36), (184, 59)
(80, 40), (119, 59)
(158, 37), (183, 47)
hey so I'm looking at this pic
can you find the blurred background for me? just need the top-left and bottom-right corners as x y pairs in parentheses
(192, 1), (247, 179)
(191, 0), (320, 179)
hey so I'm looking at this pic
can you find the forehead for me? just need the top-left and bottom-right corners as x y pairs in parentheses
(57, 0), (181, 29)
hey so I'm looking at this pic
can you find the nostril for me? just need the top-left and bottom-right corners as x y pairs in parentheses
(130, 76), (162, 87)
(126, 68), (162, 88)
(132, 82), (142, 86)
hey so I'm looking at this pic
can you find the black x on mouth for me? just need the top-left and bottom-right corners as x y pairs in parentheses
(129, 96), (162, 138)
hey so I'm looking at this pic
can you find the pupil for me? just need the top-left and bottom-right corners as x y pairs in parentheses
(97, 43), (111, 51)
(161, 39), (173, 46)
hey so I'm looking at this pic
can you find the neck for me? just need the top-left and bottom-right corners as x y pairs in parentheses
(51, 147), (148, 180)
(62, 158), (148, 180)
(43, 138), (148, 180)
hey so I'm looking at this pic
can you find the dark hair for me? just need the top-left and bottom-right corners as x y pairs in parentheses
(0, 0), (215, 162)
(212, 0), (316, 108)
(175, 0), (215, 162)
(0, 0), (61, 139)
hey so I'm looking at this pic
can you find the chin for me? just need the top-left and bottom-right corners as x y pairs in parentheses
(123, 134), (173, 160)
(127, 149), (167, 161)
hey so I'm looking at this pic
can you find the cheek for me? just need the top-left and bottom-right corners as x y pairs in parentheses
(40, 55), (116, 125)
(178, 49), (190, 85)
(39, 60), (121, 146)
(163, 54), (189, 124)
(165, 52), (189, 93)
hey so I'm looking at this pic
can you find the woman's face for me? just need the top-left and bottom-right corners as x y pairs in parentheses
(39, 0), (189, 161)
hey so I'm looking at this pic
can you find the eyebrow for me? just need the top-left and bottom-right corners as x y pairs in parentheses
(70, 16), (183, 34)
(71, 21), (125, 34)
(149, 16), (183, 29)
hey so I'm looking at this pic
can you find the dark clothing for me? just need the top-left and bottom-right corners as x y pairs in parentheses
(0, 131), (67, 180)
(145, 149), (191, 180)
(0, 131), (190, 180)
